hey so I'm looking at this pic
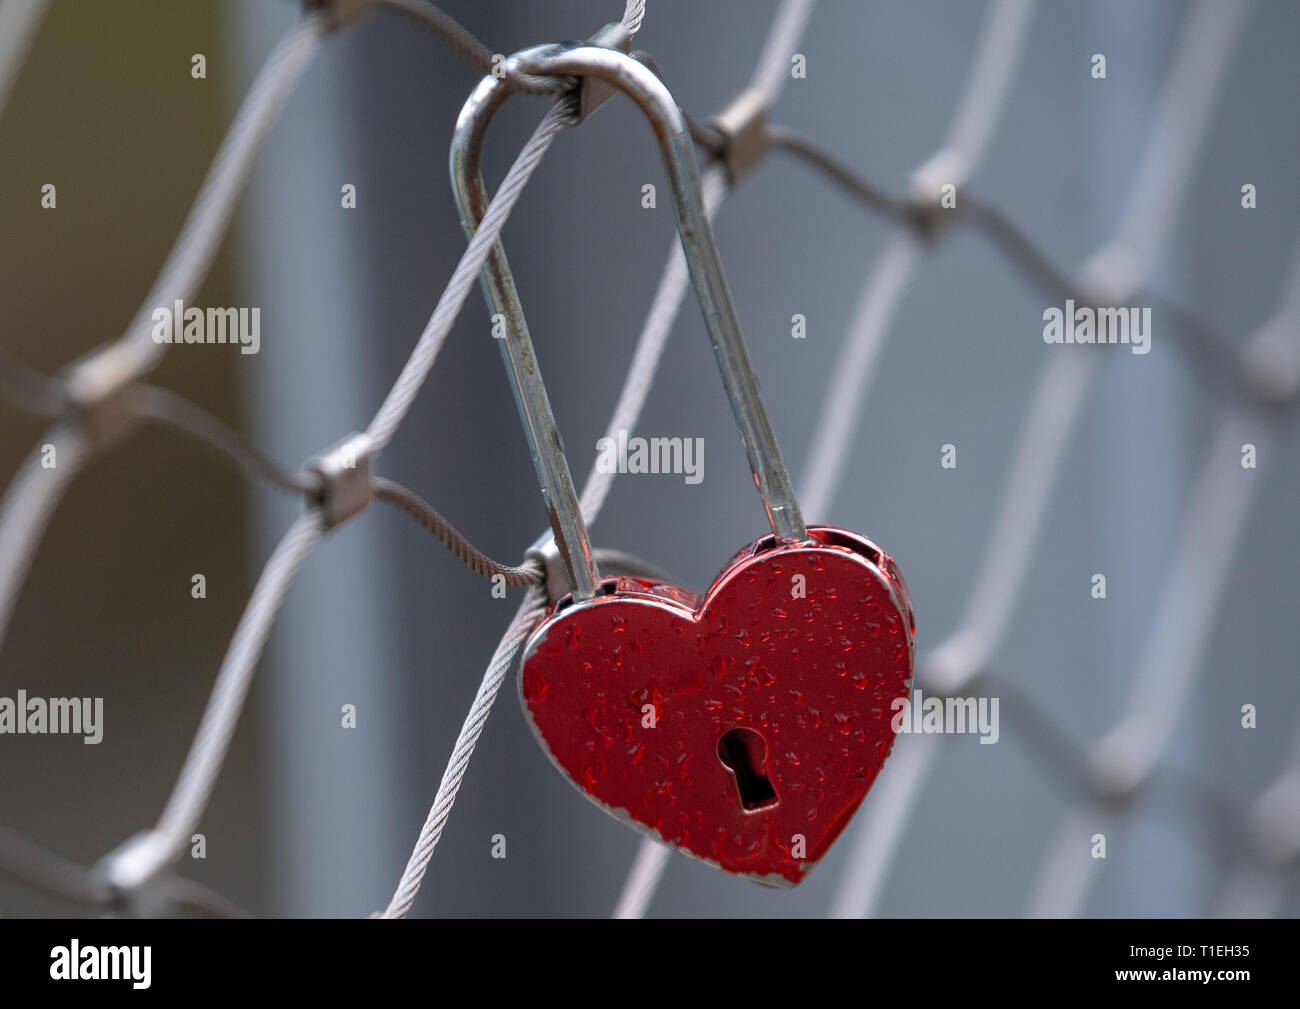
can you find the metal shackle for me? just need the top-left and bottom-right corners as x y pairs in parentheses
(451, 42), (807, 602)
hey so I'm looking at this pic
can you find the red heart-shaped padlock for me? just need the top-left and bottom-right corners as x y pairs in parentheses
(453, 43), (920, 887)
(520, 526), (915, 886)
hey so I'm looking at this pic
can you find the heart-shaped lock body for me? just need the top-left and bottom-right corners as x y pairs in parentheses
(520, 526), (915, 885)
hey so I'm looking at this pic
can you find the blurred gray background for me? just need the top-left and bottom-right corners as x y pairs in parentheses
(0, 0), (1297, 917)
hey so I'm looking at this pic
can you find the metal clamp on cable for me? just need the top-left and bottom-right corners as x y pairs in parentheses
(305, 431), (374, 528)
(60, 345), (140, 450)
(96, 829), (173, 915)
(906, 149), (969, 238)
(1076, 245), (1137, 310)
(709, 88), (768, 184)
(1239, 319), (1300, 407)
(576, 22), (632, 123)
(1085, 724), (1153, 806)
(525, 530), (570, 604)
(304, 0), (373, 31)
(1248, 775), (1300, 866)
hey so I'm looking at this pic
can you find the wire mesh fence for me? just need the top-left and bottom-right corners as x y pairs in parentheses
(0, 0), (1296, 918)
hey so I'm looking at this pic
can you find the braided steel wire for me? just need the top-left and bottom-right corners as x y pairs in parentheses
(0, 0), (1294, 922)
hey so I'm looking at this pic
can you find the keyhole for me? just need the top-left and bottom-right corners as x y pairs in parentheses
(716, 727), (779, 812)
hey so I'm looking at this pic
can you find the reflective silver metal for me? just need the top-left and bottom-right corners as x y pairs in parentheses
(61, 344), (140, 449)
(305, 431), (374, 528)
(711, 87), (768, 183)
(97, 830), (170, 891)
(451, 43), (807, 602)
(577, 22), (631, 123)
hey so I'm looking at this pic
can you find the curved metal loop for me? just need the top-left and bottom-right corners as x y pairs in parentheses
(451, 42), (806, 602)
